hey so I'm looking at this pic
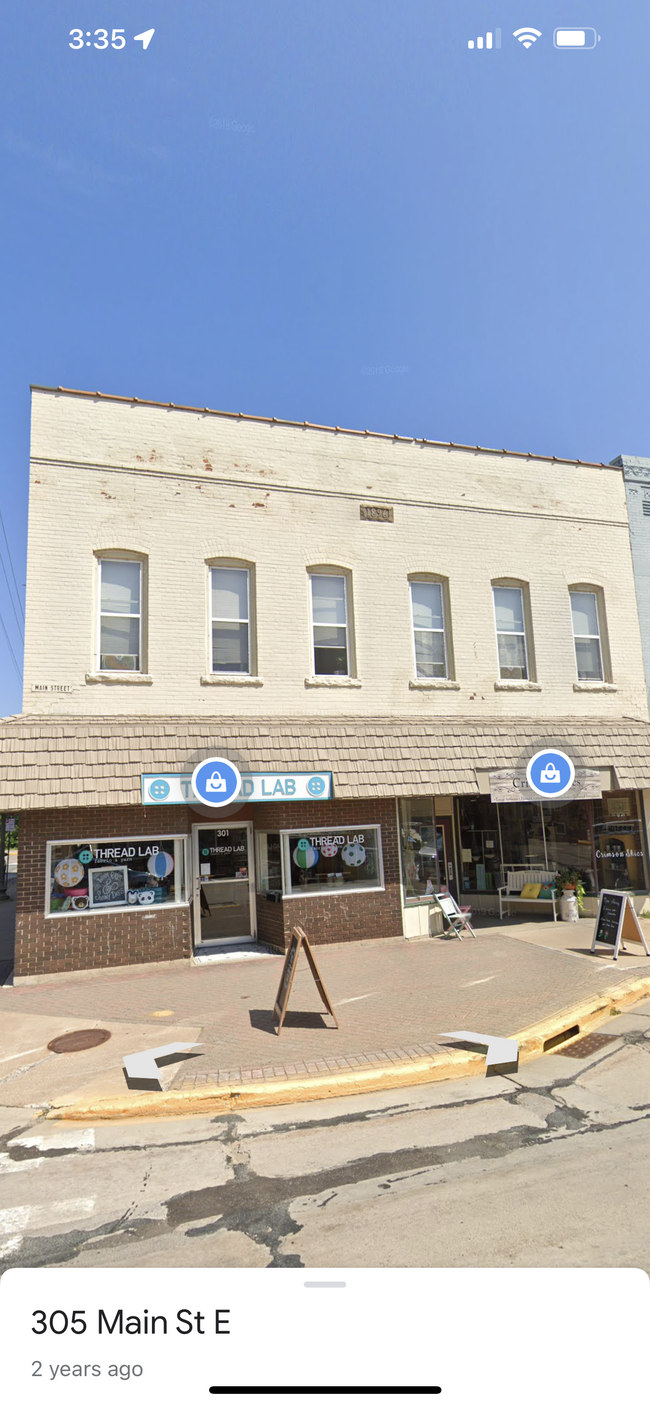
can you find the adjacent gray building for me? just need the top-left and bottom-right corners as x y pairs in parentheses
(612, 456), (650, 716)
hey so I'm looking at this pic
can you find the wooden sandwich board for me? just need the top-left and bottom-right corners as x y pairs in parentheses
(273, 925), (339, 1034)
(591, 890), (650, 962)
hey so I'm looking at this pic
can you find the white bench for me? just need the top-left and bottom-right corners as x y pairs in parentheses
(498, 870), (558, 922)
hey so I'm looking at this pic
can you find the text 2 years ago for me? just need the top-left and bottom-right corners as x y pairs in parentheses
(33, 1363), (142, 1381)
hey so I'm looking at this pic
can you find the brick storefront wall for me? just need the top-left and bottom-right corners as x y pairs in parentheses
(15, 798), (403, 976)
(248, 798), (403, 951)
(15, 805), (193, 978)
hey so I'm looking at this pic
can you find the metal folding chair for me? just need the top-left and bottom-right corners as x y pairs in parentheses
(433, 891), (477, 940)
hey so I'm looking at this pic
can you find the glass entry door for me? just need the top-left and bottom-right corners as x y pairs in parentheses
(193, 824), (255, 946)
(436, 819), (457, 899)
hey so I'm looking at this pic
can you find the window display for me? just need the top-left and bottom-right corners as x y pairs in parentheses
(282, 826), (383, 895)
(457, 796), (501, 892)
(47, 836), (185, 915)
(399, 799), (440, 900)
(457, 792), (648, 897)
(593, 792), (647, 892)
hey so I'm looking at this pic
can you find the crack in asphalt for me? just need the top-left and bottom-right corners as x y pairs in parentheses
(165, 1105), (650, 1241)
(1, 1025), (648, 1271)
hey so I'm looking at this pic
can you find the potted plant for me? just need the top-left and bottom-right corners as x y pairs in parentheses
(555, 869), (586, 913)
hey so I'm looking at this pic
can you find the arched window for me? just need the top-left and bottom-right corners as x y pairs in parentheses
(96, 552), (146, 673)
(408, 575), (452, 679)
(308, 568), (353, 676)
(492, 579), (535, 681)
(209, 561), (255, 674)
(569, 586), (609, 682)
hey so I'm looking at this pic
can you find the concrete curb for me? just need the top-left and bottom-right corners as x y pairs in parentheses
(46, 971), (650, 1122)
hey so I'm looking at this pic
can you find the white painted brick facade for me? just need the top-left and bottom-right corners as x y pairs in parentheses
(23, 388), (649, 721)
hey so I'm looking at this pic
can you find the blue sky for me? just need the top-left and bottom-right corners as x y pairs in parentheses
(0, 0), (648, 714)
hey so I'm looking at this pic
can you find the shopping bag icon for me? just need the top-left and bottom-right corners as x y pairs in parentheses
(206, 770), (227, 793)
(541, 763), (560, 783)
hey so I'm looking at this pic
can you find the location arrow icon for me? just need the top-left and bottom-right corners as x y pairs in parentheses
(123, 1041), (201, 1088)
(440, 1030), (519, 1075)
(134, 28), (155, 49)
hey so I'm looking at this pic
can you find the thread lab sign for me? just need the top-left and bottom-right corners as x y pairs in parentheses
(142, 771), (333, 805)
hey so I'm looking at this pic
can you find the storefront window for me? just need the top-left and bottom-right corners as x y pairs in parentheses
(282, 826), (383, 896)
(496, 801), (545, 871)
(399, 799), (440, 900)
(457, 791), (648, 897)
(47, 836), (185, 915)
(542, 800), (595, 893)
(256, 832), (282, 893)
(593, 792), (647, 892)
(457, 796), (501, 892)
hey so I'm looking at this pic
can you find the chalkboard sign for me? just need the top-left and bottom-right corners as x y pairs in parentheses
(591, 890), (650, 961)
(593, 891), (625, 947)
(273, 925), (339, 1034)
(88, 865), (129, 908)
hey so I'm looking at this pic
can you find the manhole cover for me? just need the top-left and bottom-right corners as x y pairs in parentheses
(47, 1029), (112, 1054)
(558, 1032), (617, 1059)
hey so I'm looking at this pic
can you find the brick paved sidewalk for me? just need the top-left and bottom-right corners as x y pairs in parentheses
(2, 924), (644, 1097)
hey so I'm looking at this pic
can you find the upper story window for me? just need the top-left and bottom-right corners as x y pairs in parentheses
(210, 567), (251, 673)
(410, 579), (449, 679)
(98, 559), (142, 672)
(570, 589), (604, 681)
(310, 573), (350, 676)
(493, 584), (529, 680)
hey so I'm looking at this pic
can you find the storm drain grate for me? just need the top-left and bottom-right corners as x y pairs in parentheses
(47, 1029), (112, 1054)
(557, 1032), (618, 1059)
(543, 1024), (580, 1052)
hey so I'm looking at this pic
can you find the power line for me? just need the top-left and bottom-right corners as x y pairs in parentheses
(0, 607), (22, 686)
(0, 547), (23, 642)
(0, 500), (24, 621)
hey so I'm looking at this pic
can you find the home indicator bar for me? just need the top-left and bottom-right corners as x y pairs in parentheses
(209, 1391), (442, 1398)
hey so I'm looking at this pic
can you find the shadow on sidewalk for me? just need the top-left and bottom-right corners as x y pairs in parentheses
(249, 1008), (330, 1033)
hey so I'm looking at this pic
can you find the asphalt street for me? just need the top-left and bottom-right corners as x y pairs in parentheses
(1, 1002), (649, 1273)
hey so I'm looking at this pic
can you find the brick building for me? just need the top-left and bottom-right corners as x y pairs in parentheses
(2, 385), (650, 982)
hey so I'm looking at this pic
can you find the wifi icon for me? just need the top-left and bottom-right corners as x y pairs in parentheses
(513, 27), (542, 47)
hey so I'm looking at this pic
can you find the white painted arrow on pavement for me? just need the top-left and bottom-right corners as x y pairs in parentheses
(123, 1042), (201, 1087)
(440, 1030), (519, 1073)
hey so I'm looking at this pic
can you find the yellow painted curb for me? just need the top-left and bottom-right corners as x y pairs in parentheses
(46, 970), (650, 1122)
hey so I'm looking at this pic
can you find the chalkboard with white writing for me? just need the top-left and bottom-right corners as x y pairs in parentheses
(593, 890), (625, 948)
(591, 890), (650, 962)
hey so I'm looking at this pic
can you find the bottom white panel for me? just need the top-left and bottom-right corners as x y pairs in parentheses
(1, 1267), (648, 1405)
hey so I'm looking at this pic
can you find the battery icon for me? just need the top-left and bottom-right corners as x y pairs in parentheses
(553, 27), (600, 48)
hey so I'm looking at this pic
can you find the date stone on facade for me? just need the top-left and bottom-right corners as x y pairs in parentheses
(360, 504), (394, 522)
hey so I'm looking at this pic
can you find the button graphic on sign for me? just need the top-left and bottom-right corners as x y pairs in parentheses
(526, 748), (575, 798)
(191, 756), (242, 808)
(307, 775), (326, 796)
(149, 778), (170, 801)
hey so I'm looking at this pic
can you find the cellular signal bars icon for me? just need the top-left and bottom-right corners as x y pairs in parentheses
(468, 28), (501, 49)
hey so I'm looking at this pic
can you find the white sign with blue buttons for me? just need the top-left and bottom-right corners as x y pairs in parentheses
(142, 770), (334, 805)
(525, 749), (575, 799)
